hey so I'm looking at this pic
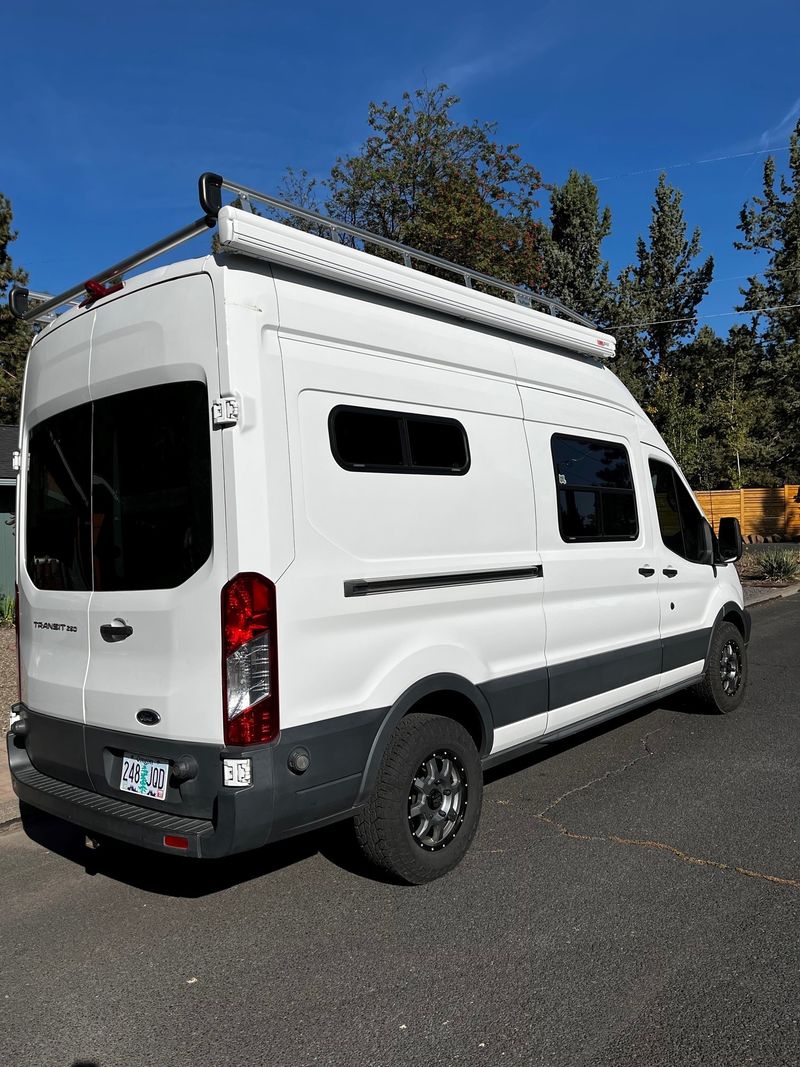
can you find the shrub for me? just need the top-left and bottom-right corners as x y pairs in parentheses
(758, 549), (800, 581)
(0, 593), (14, 624)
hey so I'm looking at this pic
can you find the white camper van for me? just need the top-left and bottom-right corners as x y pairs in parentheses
(6, 173), (749, 883)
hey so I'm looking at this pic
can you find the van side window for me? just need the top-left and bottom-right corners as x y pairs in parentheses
(330, 406), (470, 475)
(649, 459), (710, 564)
(551, 434), (638, 542)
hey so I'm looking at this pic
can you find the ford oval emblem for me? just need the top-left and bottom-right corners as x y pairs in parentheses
(136, 709), (161, 727)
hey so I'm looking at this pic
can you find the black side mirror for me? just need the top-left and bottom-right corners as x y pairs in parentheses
(718, 516), (744, 562)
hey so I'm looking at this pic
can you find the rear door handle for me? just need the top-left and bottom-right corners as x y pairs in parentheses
(663, 568), (678, 578)
(100, 619), (133, 643)
(638, 566), (656, 577)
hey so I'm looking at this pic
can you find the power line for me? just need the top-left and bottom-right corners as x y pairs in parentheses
(596, 145), (792, 183)
(610, 302), (800, 331)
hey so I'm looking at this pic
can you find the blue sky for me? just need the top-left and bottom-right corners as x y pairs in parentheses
(4, 0), (800, 331)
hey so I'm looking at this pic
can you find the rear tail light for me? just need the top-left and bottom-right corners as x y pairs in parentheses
(221, 573), (279, 746)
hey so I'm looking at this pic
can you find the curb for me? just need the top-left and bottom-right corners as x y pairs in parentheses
(743, 583), (800, 608)
(0, 805), (21, 833)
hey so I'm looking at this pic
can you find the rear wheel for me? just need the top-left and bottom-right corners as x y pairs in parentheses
(693, 620), (748, 713)
(354, 712), (483, 884)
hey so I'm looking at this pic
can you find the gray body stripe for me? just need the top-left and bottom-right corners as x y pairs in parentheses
(549, 639), (662, 710)
(479, 629), (712, 728)
(479, 667), (549, 728)
(662, 628), (712, 673)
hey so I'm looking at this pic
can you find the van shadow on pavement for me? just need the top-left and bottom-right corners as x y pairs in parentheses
(18, 803), (390, 897)
(18, 690), (711, 898)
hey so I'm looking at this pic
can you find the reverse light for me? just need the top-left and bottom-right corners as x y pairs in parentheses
(221, 573), (279, 746)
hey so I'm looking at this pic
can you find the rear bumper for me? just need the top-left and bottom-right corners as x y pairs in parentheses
(7, 702), (384, 858)
(7, 723), (276, 859)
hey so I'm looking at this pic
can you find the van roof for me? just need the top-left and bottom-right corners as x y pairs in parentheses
(13, 172), (615, 363)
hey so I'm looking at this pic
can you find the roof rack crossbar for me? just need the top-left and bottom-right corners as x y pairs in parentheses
(10, 214), (215, 323)
(219, 177), (594, 328)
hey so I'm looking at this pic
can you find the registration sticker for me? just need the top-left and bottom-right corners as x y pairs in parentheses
(120, 754), (170, 801)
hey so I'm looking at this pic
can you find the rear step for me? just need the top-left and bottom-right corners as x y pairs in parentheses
(12, 761), (213, 847)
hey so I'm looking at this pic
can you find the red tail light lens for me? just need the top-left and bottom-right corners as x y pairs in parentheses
(221, 573), (279, 746)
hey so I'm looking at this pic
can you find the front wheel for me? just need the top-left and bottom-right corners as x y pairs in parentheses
(354, 713), (483, 884)
(692, 620), (748, 713)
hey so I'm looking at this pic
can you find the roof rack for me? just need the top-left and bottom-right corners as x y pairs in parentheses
(8, 171), (595, 331)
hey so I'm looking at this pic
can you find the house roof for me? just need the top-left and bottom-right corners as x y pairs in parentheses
(0, 425), (19, 481)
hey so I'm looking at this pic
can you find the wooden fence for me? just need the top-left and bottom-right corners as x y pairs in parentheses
(694, 485), (800, 541)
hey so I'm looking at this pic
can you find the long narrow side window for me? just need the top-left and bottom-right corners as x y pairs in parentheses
(551, 434), (638, 542)
(329, 406), (470, 475)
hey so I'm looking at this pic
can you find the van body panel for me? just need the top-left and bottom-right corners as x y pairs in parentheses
(522, 393), (663, 734)
(83, 274), (227, 748)
(274, 305), (547, 743)
(19, 312), (94, 727)
(211, 260), (295, 582)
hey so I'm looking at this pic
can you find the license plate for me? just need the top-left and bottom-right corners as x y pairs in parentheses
(120, 754), (170, 801)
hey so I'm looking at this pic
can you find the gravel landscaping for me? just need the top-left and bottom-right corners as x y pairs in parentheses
(0, 627), (17, 735)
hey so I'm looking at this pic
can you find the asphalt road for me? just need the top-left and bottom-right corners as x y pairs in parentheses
(2, 599), (799, 1067)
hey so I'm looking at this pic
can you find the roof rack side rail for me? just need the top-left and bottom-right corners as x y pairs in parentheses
(215, 176), (595, 329)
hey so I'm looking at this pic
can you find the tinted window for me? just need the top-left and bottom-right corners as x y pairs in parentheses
(331, 409), (405, 469)
(552, 434), (638, 542)
(330, 406), (469, 475)
(92, 382), (213, 590)
(26, 382), (213, 592)
(27, 404), (92, 590)
(649, 459), (710, 564)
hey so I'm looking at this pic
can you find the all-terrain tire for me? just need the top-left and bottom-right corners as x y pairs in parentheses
(692, 620), (748, 714)
(354, 712), (483, 884)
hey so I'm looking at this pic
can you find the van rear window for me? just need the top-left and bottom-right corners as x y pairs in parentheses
(26, 381), (212, 592)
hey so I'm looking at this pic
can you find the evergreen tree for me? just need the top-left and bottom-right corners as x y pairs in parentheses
(325, 85), (546, 288)
(735, 118), (800, 482)
(540, 170), (613, 324)
(610, 174), (713, 414)
(0, 193), (30, 424)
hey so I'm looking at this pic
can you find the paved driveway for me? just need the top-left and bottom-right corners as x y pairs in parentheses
(1, 598), (798, 1067)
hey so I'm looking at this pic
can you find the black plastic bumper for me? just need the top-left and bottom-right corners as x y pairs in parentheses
(6, 716), (277, 859)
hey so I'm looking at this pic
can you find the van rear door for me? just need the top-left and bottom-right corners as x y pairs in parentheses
(21, 313), (93, 787)
(83, 274), (228, 769)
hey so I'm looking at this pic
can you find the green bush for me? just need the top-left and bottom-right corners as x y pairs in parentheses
(758, 549), (800, 581)
(0, 594), (14, 624)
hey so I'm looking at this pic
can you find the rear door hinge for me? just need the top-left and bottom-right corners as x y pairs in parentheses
(212, 395), (239, 429)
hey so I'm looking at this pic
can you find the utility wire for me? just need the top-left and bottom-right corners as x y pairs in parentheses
(596, 145), (792, 183)
(610, 302), (800, 330)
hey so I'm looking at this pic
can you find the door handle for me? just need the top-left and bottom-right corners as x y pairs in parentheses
(100, 618), (133, 643)
(663, 568), (678, 578)
(638, 566), (656, 577)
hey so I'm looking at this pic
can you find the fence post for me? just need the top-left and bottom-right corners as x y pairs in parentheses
(739, 487), (745, 531)
(785, 484), (790, 540)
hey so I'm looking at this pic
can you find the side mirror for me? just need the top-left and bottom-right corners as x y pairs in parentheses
(718, 516), (744, 563)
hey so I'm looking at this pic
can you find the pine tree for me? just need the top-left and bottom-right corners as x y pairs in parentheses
(540, 170), (613, 324)
(0, 193), (31, 425)
(610, 174), (713, 413)
(735, 119), (800, 482)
